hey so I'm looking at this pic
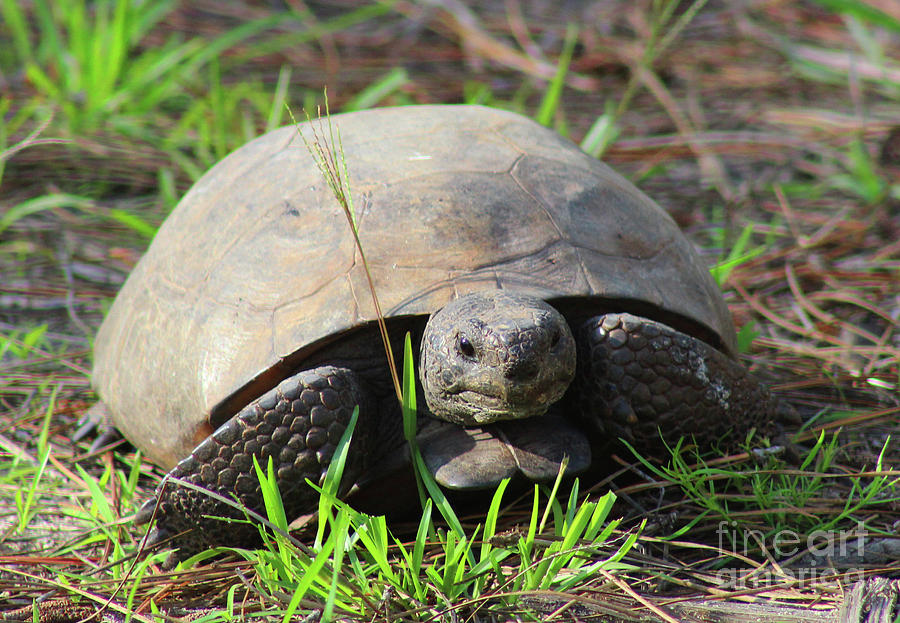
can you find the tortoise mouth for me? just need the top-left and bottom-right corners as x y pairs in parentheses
(449, 377), (572, 424)
(417, 414), (591, 490)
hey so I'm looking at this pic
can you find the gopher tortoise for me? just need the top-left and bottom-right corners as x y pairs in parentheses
(91, 105), (789, 561)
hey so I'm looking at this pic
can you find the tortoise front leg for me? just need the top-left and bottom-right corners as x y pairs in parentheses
(569, 313), (794, 453)
(136, 366), (372, 564)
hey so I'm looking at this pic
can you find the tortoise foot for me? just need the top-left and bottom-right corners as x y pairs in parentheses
(571, 313), (792, 453)
(418, 414), (591, 489)
(72, 402), (124, 452)
(135, 366), (371, 565)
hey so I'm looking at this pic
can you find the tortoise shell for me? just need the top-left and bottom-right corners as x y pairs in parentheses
(92, 105), (735, 469)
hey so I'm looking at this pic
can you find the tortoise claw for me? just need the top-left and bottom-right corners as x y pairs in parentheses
(134, 497), (157, 526)
(73, 402), (124, 453)
(496, 414), (592, 481)
(776, 400), (802, 425)
(142, 526), (172, 550)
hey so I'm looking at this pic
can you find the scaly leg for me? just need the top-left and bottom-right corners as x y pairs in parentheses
(570, 313), (794, 453)
(136, 366), (372, 563)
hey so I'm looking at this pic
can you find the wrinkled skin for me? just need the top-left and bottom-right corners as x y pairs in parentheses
(420, 292), (576, 425)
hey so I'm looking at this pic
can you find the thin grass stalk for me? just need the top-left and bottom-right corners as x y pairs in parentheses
(290, 98), (402, 403)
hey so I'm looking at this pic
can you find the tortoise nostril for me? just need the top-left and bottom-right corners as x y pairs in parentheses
(505, 357), (539, 382)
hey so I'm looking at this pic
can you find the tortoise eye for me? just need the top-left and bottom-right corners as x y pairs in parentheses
(458, 335), (476, 358)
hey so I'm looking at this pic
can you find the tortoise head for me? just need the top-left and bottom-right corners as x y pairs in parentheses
(420, 291), (576, 426)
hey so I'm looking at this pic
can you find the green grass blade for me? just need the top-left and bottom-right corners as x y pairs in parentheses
(846, 138), (886, 203)
(353, 515), (399, 585)
(537, 457), (568, 533)
(343, 68), (409, 111)
(0, 194), (94, 237)
(119, 39), (207, 114)
(131, 0), (177, 43)
(710, 222), (766, 286)
(85, 0), (110, 110)
(281, 532), (338, 621)
(579, 104), (621, 157)
(1, 324), (49, 361)
(208, 59), (227, 160)
(266, 65), (292, 132)
(479, 478), (509, 562)
(106, 208), (158, 239)
(31, 0), (62, 63)
(409, 498), (432, 598)
(16, 446), (50, 533)
(654, 0), (710, 59)
(522, 485), (540, 560)
(401, 332), (429, 510)
(563, 478), (580, 532)
(541, 501), (594, 587)
(399, 334), (467, 543)
(252, 456), (289, 534)
(183, 14), (293, 76)
(604, 519), (645, 566)
(536, 24), (578, 127)
(23, 64), (64, 108)
(315, 404), (359, 550)
(100, 0), (133, 104)
(0, 0), (33, 62)
(65, 0), (88, 98)
(74, 464), (115, 525)
(735, 321), (760, 354)
(322, 511), (353, 622)
(232, 3), (395, 61)
(584, 490), (616, 541)
(810, 0), (900, 32)
(401, 333), (418, 442)
(36, 381), (56, 454)
(411, 449), (466, 541)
